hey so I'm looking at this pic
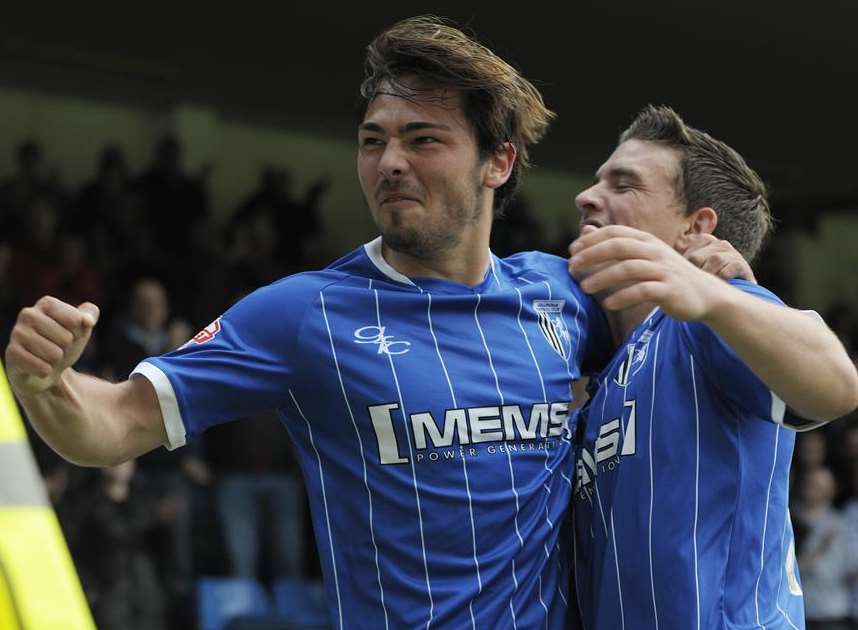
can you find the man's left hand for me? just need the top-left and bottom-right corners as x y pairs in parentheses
(682, 233), (755, 283)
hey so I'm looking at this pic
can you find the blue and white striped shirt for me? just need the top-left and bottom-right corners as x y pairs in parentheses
(572, 280), (808, 630)
(135, 238), (609, 629)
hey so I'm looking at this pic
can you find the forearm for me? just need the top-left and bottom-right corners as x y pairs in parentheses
(16, 369), (166, 467)
(702, 287), (858, 422)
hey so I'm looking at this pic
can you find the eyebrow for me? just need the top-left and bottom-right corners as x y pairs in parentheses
(359, 121), (453, 134)
(594, 166), (643, 184)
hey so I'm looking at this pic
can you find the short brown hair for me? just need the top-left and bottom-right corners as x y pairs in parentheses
(620, 105), (772, 262)
(359, 15), (555, 216)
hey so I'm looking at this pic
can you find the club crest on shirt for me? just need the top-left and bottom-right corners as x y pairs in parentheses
(533, 300), (571, 360)
(614, 329), (653, 386)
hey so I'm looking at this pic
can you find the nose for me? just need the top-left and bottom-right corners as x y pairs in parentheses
(575, 185), (599, 214)
(378, 139), (409, 179)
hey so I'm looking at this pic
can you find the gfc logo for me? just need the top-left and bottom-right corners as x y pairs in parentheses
(353, 326), (412, 356)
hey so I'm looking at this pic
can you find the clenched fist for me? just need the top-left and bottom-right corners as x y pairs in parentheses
(4, 296), (100, 396)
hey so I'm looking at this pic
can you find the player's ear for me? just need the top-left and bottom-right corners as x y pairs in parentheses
(483, 142), (516, 190)
(684, 207), (718, 237)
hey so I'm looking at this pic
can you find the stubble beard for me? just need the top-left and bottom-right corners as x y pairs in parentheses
(382, 218), (462, 261)
(377, 174), (484, 262)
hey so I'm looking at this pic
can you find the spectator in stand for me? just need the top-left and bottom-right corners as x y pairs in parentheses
(135, 135), (208, 263)
(204, 410), (308, 581)
(833, 422), (858, 460)
(793, 428), (830, 490)
(829, 422), (858, 505)
(72, 460), (167, 630)
(74, 145), (130, 231)
(73, 144), (156, 275)
(794, 466), (858, 630)
(103, 277), (176, 377)
(8, 196), (59, 303)
(840, 460), (858, 626)
(0, 240), (15, 341)
(825, 302), (858, 359)
(225, 209), (286, 296)
(135, 135), (209, 319)
(227, 167), (327, 272)
(0, 139), (67, 240)
(101, 276), (211, 599)
(8, 198), (104, 336)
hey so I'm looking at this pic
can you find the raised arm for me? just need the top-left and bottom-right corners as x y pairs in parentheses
(569, 225), (858, 422)
(4, 296), (167, 466)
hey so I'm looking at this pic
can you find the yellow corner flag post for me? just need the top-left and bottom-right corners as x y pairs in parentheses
(0, 360), (95, 630)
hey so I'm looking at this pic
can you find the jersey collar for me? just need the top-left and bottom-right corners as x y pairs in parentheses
(363, 236), (500, 293)
(363, 236), (416, 286)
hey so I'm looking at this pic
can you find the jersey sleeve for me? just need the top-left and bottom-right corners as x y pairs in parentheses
(681, 279), (824, 431)
(132, 277), (313, 449)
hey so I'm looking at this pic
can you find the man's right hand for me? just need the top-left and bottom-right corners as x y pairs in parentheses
(4, 297), (100, 396)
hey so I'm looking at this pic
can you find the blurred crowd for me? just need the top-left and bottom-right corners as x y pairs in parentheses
(1, 135), (857, 629)
(0, 136), (328, 630)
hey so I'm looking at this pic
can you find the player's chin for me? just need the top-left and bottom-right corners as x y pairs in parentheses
(381, 225), (424, 253)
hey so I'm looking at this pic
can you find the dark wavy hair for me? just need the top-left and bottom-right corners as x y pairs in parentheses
(359, 15), (555, 216)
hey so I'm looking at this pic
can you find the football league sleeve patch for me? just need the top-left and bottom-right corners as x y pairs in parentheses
(132, 282), (303, 445)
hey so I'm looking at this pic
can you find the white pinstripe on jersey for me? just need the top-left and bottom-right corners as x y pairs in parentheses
(288, 389), (343, 630)
(374, 289), (434, 628)
(648, 332), (662, 630)
(690, 354), (702, 630)
(473, 293), (521, 629)
(754, 425), (782, 630)
(775, 510), (802, 630)
(607, 359), (632, 630)
(608, 510), (625, 630)
(514, 286), (571, 610)
(425, 292), (480, 630)
(320, 290), (390, 630)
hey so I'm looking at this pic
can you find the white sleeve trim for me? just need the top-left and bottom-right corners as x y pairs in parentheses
(131, 361), (187, 450)
(771, 389), (830, 432)
(770, 392), (786, 424)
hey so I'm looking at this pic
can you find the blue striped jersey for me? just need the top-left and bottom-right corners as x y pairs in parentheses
(571, 280), (808, 630)
(134, 237), (610, 629)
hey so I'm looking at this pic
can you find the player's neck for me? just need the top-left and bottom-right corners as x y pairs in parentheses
(605, 303), (655, 344)
(381, 233), (492, 287)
